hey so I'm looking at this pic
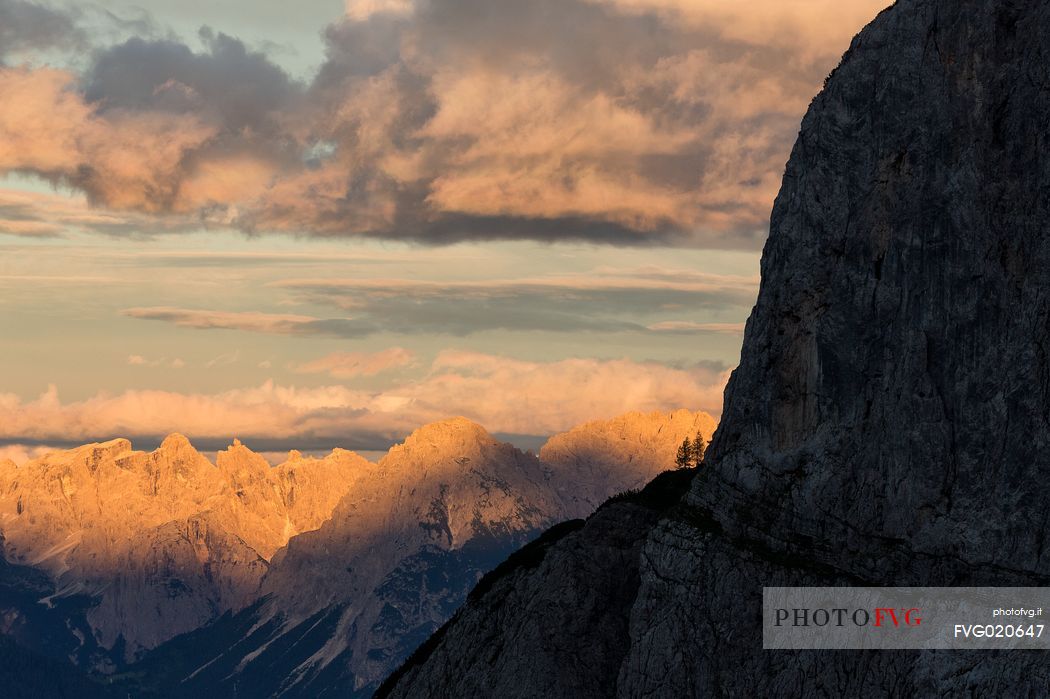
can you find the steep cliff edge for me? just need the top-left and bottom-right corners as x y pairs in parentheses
(381, 1), (1050, 696)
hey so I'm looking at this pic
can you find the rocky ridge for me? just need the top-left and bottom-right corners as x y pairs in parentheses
(380, 1), (1050, 696)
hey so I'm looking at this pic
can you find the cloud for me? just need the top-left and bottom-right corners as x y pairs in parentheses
(0, 443), (54, 466)
(409, 350), (729, 435)
(204, 350), (241, 369)
(296, 347), (416, 378)
(84, 31), (301, 133)
(0, 353), (729, 449)
(127, 354), (185, 368)
(0, 187), (197, 238)
(0, 0), (82, 61)
(581, 0), (889, 54)
(122, 307), (360, 335)
(646, 321), (745, 335)
(0, 65), (216, 212)
(123, 270), (758, 338)
(345, 0), (414, 22)
(280, 275), (758, 333)
(0, 0), (889, 247)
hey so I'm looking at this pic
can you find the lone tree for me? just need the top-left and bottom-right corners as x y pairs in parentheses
(691, 432), (707, 468)
(674, 438), (692, 469)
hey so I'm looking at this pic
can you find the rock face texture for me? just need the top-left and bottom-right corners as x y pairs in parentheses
(380, 1), (1050, 696)
(0, 435), (367, 660)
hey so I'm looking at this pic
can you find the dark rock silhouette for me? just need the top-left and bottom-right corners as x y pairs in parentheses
(379, 1), (1050, 695)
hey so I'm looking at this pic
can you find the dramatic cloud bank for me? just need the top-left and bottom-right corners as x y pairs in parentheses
(0, 351), (729, 449)
(0, 0), (889, 247)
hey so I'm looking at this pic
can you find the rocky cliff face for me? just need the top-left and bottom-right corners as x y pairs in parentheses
(0, 435), (367, 659)
(380, 1), (1050, 696)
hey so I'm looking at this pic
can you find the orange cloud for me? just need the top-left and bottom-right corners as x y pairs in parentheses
(296, 348), (416, 378)
(0, 353), (729, 447)
(0, 66), (216, 212)
(345, 0), (414, 21)
(584, 0), (889, 55)
(0, 444), (53, 466)
(123, 307), (326, 334)
(127, 355), (186, 368)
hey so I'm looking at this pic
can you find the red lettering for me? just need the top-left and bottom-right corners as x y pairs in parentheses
(874, 608), (900, 627)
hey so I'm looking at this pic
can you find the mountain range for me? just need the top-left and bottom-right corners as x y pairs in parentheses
(0, 409), (714, 696)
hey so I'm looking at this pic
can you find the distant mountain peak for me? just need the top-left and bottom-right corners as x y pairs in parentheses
(379, 417), (498, 471)
(158, 432), (196, 453)
(404, 416), (491, 441)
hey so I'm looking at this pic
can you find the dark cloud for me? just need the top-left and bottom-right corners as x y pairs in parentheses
(0, 0), (81, 60)
(84, 30), (301, 133)
(122, 271), (757, 338)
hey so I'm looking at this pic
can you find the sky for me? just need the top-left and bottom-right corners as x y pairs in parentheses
(0, 0), (890, 460)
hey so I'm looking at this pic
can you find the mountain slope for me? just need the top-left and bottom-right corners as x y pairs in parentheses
(380, 1), (1050, 696)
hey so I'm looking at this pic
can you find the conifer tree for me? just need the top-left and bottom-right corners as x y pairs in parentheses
(691, 432), (707, 467)
(675, 438), (692, 469)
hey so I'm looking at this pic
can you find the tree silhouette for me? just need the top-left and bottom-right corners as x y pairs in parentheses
(691, 432), (707, 467)
(674, 438), (692, 469)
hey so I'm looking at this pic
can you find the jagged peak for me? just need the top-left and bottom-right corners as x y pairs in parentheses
(63, 437), (134, 458)
(379, 417), (503, 470)
(216, 440), (270, 477)
(216, 437), (263, 458)
(23, 438), (135, 469)
(158, 433), (195, 452)
(94, 437), (134, 452)
(540, 409), (716, 450)
(277, 447), (365, 467)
